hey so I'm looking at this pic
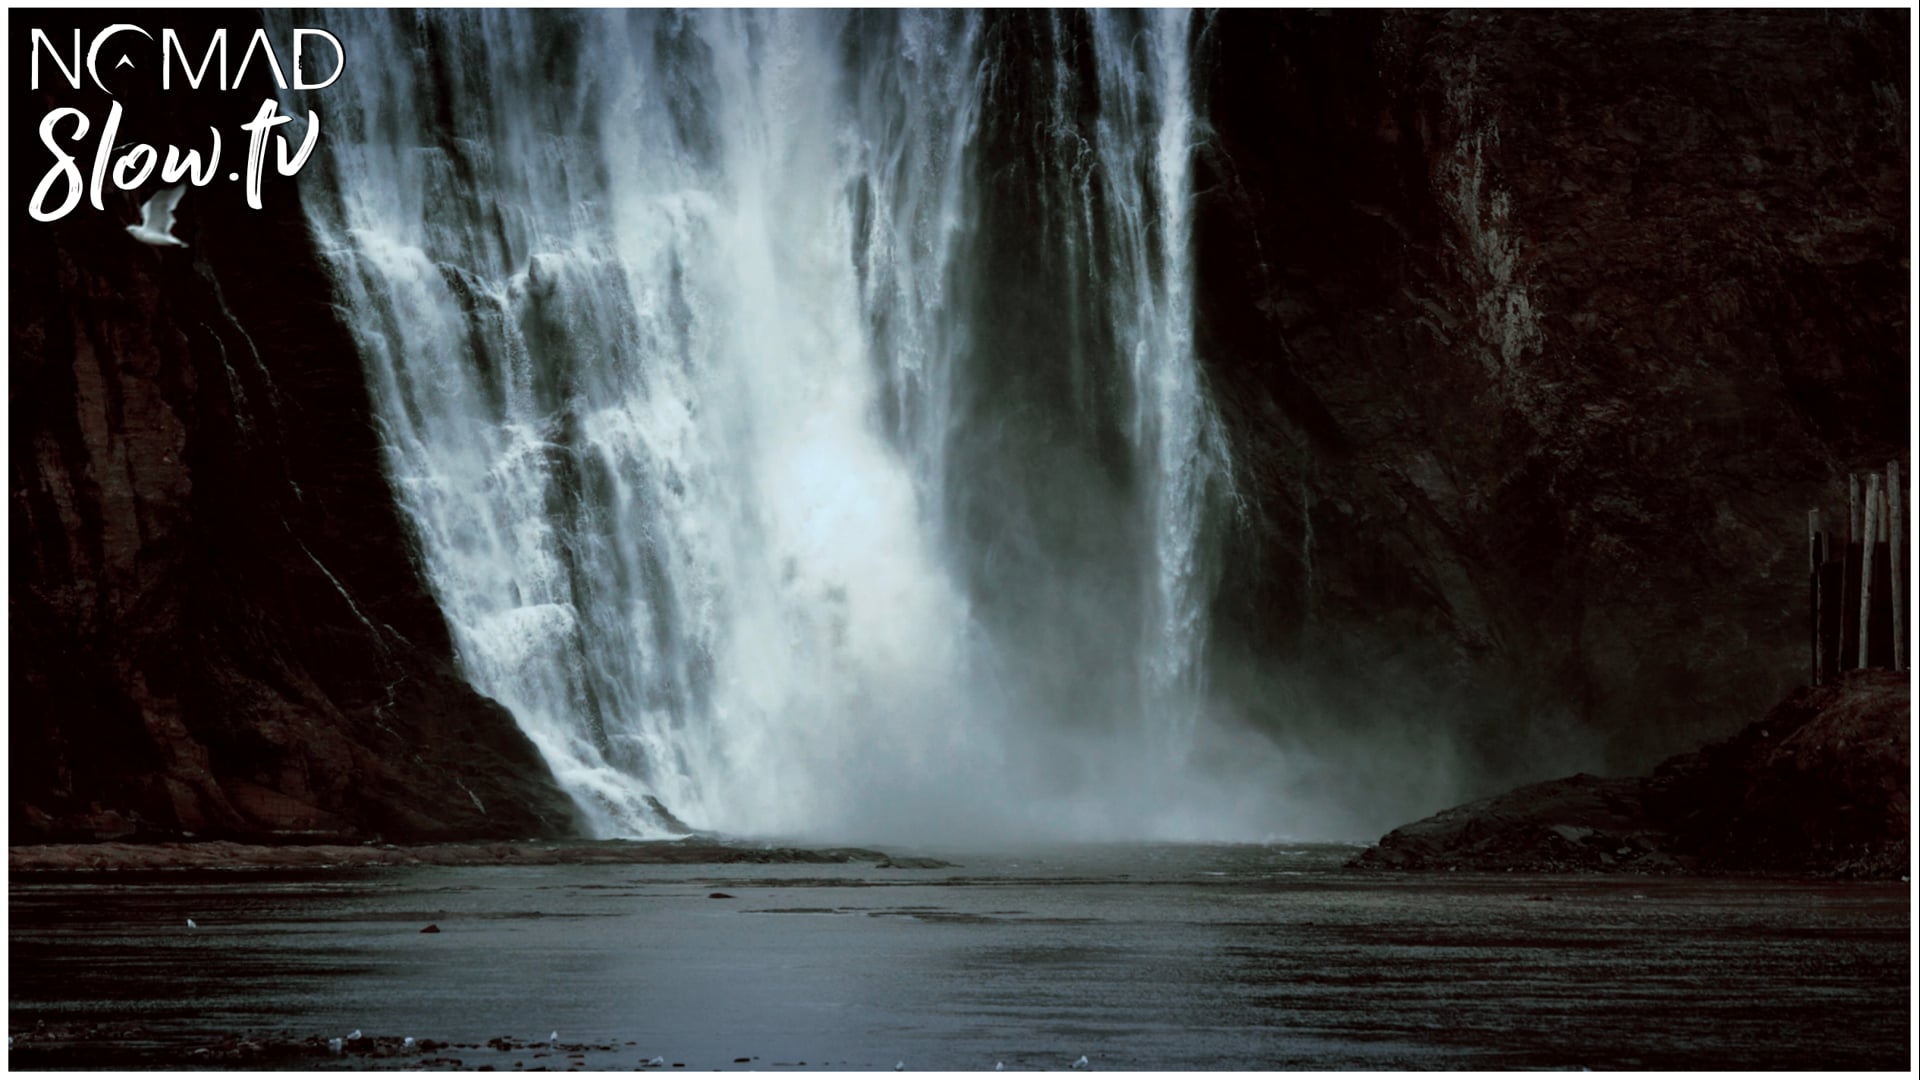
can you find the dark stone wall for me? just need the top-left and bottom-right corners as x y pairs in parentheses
(10, 11), (579, 841)
(1192, 10), (1907, 794)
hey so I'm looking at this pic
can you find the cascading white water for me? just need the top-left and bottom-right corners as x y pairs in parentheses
(1089, 10), (1232, 750)
(284, 9), (1247, 842)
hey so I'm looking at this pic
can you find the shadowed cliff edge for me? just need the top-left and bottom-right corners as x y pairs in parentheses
(1192, 9), (1907, 818)
(10, 11), (580, 842)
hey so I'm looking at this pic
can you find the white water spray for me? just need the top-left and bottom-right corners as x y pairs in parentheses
(286, 9), (1249, 842)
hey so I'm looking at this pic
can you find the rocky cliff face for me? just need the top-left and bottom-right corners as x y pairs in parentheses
(10, 13), (579, 842)
(9, 11), (1907, 843)
(1193, 10), (1908, 800)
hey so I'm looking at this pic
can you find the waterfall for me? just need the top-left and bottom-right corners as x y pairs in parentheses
(1091, 10), (1231, 749)
(283, 9), (1240, 841)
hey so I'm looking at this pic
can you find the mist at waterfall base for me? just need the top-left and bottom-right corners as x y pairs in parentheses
(282, 9), (1437, 846)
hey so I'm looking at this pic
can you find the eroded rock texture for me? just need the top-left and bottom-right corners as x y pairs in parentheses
(1194, 10), (1907, 793)
(10, 13), (579, 841)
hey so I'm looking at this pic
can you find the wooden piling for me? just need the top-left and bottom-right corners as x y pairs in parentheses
(1808, 509), (1824, 684)
(1891, 460), (1904, 672)
(1820, 554), (1844, 680)
(1874, 479), (1893, 668)
(1842, 474), (1862, 669)
(1859, 472), (1880, 669)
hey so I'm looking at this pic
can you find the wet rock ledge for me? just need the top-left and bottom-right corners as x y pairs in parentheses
(8, 838), (953, 873)
(1350, 670), (1909, 879)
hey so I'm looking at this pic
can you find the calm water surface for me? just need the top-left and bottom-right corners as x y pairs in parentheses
(8, 844), (1911, 1069)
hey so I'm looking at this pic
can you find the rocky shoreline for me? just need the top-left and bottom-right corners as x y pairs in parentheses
(6, 1024), (684, 1072)
(1350, 670), (1910, 879)
(7, 838), (953, 873)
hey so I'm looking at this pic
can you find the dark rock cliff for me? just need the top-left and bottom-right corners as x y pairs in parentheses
(10, 11), (580, 842)
(8, 11), (1908, 843)
(1192, 10), (1908, 802)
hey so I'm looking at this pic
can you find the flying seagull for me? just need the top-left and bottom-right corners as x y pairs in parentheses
(185, 918), (197, 929)
(127, 185), (188, 248)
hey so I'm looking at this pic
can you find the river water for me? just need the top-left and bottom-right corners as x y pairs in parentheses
(8, 845), (1910, 1070)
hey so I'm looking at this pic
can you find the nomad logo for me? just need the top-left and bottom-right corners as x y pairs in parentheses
(27, 25), (342, 221)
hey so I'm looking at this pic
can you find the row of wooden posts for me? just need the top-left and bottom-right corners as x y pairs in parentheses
(1808, 460), (1906, 683)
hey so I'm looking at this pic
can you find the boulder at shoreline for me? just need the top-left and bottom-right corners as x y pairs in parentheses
(1351, 670), (1909, 879)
